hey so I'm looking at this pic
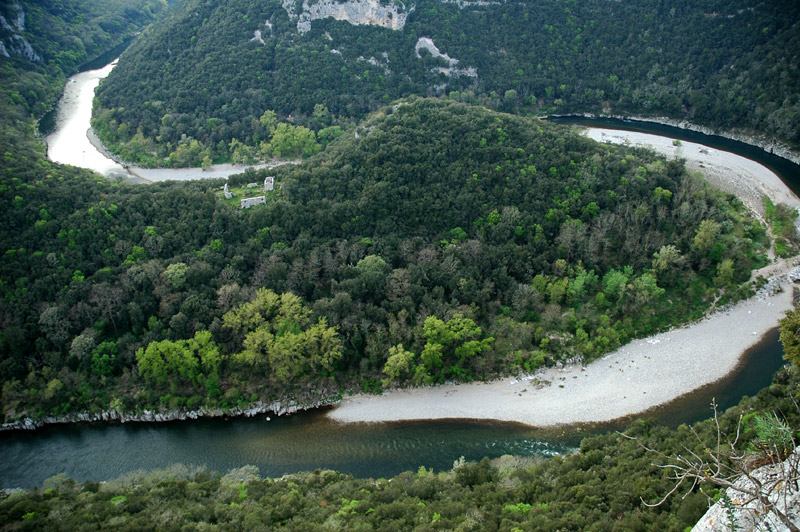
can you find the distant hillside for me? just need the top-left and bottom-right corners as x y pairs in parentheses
(93, 0), (800, 166)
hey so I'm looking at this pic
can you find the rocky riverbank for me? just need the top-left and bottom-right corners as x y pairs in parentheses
(0, 397), (338, 432)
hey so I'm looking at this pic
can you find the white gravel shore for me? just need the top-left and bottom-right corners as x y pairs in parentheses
(584, 128), (800, 216)
(329, 128), (800, 427)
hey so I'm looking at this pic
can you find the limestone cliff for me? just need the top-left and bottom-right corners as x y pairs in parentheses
(692, 448), (800, 532)
(282, 0), (414, 34)
(0, 1), (40, 62)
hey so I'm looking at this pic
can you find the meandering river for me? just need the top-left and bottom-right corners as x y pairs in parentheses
(14, 61), (800, 490)
(44, 61), (277, 183)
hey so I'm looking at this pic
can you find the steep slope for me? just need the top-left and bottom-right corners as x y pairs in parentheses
(0, 0), (167, 170)
(93, 0), (800, 166)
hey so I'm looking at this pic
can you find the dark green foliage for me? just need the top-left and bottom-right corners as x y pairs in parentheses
(93, 0), (800, 165)
(0, 0), (167, 176)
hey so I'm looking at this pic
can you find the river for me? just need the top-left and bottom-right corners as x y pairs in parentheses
(44, 61), (279, 183)
(16, 63), (800, 490)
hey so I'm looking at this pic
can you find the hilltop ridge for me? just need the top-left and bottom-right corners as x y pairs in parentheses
(93, 0), (800, 167)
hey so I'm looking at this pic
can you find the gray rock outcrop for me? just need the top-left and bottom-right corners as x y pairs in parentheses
(1, 397), (337, 432)
(283, 0), (414, 34)
(692, 448), (800, 532)
(0, 1), (41, 62)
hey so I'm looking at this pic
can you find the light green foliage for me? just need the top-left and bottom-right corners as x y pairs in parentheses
(318, 126), (344, 145)
(691, 219), (722, 255)
(745, 412), (794, 455)
(653, 186), (673, 203)
(224, 289), (342, 385)
(628, 272), (665, 307)
(209, 239), (223, 252)
(504, 502), (533, 515)
(163, 262), (189, 289)
(381, 344), (416, 384)
(124, 246), (148, 264)
(713, 258), (735, 288)
(259, 110), (277, 131)
(169, 139), (209, 167)
(136, 331), (222, 387)
(356, 254), (388, 274)
(337, 498), (360, 516)
(652, 244), (684, 273)
(264, 123), (320, 158)
(450, 227), (467, 242)
(779, 308), (800, 368)
(566, 267), (599, 304)
(44, 378), (63, 400)
(764, 197), (799, 257)
(420, 314), (494, 381)
(602, 267), (632, 301)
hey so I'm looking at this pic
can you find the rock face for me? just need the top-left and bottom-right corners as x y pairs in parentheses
(440, 0), (499, 7)
(414, 37), (477, 78)
(0, 1), (40, 62)
(0, 397), (338, 432)
(283, 0), (414, 34)
(692, 448), (800, 532)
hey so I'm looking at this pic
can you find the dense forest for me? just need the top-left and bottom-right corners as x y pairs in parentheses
(1, 97), (774, 421)
(91, 0), (800, 167)
(0, 0), (166, 162)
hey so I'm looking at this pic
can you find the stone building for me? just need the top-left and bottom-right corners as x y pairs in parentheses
(241, 196), (266, 209)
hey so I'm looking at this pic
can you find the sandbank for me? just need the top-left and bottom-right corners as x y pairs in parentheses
(329, 128), (800, 427)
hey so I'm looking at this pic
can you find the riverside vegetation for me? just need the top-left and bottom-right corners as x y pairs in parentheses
(4, 343), (800, 531)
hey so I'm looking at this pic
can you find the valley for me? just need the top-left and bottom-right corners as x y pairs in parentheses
(3, 0), (800, 530)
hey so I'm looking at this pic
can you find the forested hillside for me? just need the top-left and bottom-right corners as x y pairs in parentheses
(1, 98), (771, 420)
(2, 2), (800, 530)
(92, 0), (800, 167)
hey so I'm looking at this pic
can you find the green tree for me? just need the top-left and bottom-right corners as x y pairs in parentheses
(163, 262), (189, 289)
(135, 331), (222, 387)
(382, 344), (416, 385)
(779, 308), (800, 368)
(266, 123), (320, 158)
(224, 289), (342, 385)
(91, 341), (119, 377)
(421, 314), (494, 380)
(691, 219), (722, 255)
